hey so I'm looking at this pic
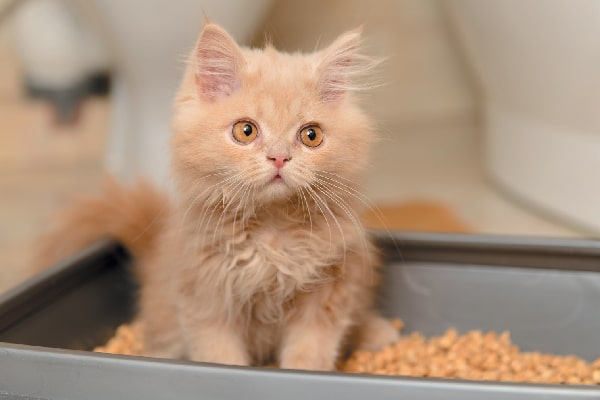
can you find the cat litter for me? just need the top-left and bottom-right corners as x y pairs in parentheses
(340, 319), (600, 385)
(93, 318), (600, 385)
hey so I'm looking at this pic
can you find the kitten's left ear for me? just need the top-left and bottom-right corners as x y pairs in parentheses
(317, 26), (376, 103)
(194, 22), (244, 102)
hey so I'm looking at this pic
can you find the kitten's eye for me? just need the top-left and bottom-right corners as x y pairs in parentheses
(299, 125), (324, 148)
(232, 121), (258, 144)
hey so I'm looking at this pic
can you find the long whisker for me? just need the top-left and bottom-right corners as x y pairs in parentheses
(315, 170), (401, 256)
(231, 181), (253, 242)
(313, 179), (362, 232)
(315, 171), (383, 214)
(297, 187), (313, 238)
(312, 182), (362, 263)
(193, 176), (242, 255)
(211, 178), (249, 249)
(181, 170), (229, 223)
(209, 169), (263, 252)
(312, 180), (373, 270)
(240, 182), (255, 239)
(303, 186), (333, 255)
(306, 185), (345, 265)
(183, 171), (237, 232)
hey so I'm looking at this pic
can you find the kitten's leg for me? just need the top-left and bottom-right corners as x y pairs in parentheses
(352, 311), (400, 352)
(279, 316), (348, 371)
(138, 286), (186, 359)
(141, 319), (186, 359)
(279, 289), (351, 371)
(184, 319), (250, 366)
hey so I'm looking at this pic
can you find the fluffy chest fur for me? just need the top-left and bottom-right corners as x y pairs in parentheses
(166, 203), (366, 364)
(178, 204), (353, 325)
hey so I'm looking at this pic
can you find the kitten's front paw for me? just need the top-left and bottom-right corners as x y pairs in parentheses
(189, 346), (250, 366)
(279, 351), (336, 371)
(354, 314), (400, 352)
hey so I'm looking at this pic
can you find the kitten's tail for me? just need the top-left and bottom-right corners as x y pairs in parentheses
(32, 176), (169, 273)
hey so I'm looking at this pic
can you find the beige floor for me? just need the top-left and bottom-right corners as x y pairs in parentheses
(0, 18), (582, 294)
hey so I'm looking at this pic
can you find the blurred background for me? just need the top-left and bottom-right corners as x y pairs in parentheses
(0, 0), (594, 291)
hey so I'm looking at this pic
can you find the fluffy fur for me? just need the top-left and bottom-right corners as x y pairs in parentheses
(34, 22), (398, 370)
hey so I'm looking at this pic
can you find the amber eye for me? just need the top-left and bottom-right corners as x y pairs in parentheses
(299, 125), (324, 148)
(232, 121), (259, 144)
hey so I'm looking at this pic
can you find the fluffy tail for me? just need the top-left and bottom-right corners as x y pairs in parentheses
(32, 177), (169, 273)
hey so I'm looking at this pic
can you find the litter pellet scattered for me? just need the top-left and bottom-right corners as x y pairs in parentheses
(94, 322), (144, 356)
(94, 319), (600, 385)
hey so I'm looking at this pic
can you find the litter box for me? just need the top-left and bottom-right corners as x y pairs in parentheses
(1, 232), (600, 399)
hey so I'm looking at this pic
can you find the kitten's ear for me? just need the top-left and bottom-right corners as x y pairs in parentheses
(317, 27), (376, 103)
(194, 22), (244, 102)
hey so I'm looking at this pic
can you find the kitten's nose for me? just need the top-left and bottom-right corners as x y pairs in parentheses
(267, 155), (291, 169)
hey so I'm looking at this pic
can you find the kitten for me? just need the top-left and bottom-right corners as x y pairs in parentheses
(35, 21), (399, 370)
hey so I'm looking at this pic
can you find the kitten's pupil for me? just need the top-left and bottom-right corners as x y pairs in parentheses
(307, 129), (316, 141)
(243, 124), (253, 136)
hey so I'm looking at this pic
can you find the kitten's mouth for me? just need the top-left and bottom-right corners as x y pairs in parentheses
(272, 174), (283, 183)
(267, 172), (291, 190)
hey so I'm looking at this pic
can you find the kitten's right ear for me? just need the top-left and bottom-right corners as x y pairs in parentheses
(317, 26), (379, 103)
(194, 22), (244, 102)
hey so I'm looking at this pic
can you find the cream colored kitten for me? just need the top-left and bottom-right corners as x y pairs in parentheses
(35, 21), (398, 370)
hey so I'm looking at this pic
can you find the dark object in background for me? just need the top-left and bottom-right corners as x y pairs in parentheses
(3, 0), (112, 124)
(0, 0), (23, 26)
(24, 71), (112, 125)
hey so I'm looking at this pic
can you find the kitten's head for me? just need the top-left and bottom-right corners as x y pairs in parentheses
(172, 22), (377, 209)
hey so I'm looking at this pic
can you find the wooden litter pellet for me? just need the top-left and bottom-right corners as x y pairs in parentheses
(93, 322), (144, 356)
(390, 318), (404, 332)
(340, 321), (600, 385)
(93, 319), (600, 385)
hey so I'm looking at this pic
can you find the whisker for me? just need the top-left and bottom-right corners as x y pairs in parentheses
(232, 181), (253, 241)
(297, 187), (313, 238)
(241, 182), (255, 238)
(304, 186), (333, 255)
(313, 180), (373, 270)
(306, 185), (345, 265)
(313, 178), (368, 247)
(314, 181), (378, 285)
(313, 179), (362, 230)
(315, 170), (401, 256)
(182, 171), (236, 226)
(208, 169), (264, 252)
(211, 178), (249, 249)
(194, 180), (238, 255)
(185, 173), (243, 256)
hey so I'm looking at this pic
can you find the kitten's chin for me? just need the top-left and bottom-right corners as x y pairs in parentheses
(260, 180), (296, 203)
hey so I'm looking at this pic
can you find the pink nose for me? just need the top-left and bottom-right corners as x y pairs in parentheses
(267, 155), (291, 169)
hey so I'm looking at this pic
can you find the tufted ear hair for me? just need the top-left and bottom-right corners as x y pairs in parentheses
(316, 26), (379, 103)
(194, 22), (244, 102)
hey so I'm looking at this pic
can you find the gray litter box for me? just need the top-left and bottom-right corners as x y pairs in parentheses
(1, 232), (600, 399)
